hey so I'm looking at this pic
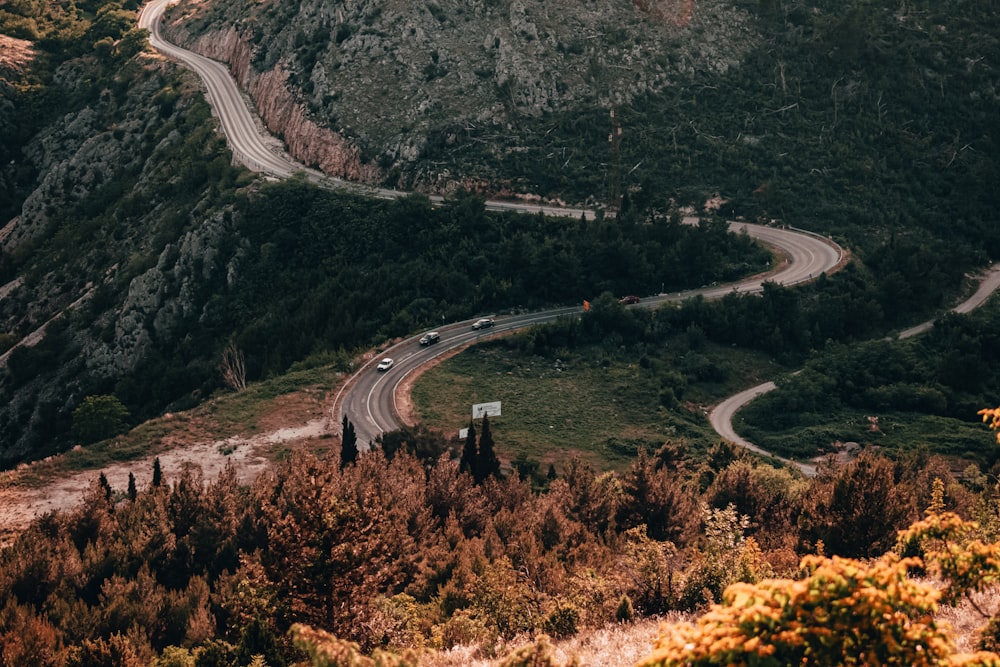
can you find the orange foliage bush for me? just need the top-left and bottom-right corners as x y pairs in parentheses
(637, 511), (1000, 667)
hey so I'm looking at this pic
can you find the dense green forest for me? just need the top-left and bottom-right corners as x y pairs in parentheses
(429, 0), (999, 255)
(1, 444), (997, 664)
(225, 183), (769, 378)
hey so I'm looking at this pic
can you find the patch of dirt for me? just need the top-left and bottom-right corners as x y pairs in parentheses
(0, 383), (339, 548)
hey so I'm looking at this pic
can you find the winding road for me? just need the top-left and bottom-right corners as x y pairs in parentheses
(139, 0), (851, 468)
(139, 0), (595, 220)
(336, 222), (844, 450)
(708, 262), (1000, 477)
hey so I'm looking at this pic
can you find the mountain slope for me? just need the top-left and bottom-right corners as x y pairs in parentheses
(160, 0), (759, 196)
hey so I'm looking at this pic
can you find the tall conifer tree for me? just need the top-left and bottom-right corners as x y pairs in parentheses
(476, 414), (501, 483)
(341, 416), (358, 468)
(460, 420), (477, 475)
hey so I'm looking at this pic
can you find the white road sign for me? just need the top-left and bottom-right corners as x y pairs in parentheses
(472, 401), (501, 419)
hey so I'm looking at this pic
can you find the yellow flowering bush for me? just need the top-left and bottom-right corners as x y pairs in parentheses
(637, 512), (1000, 667)
(978, 408), (1000, 444)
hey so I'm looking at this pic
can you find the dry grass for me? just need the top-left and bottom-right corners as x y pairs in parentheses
(0, 35), (35, 74)
(420, 617), (668, 667)
(935, 586), (1000, 654)
(417, 586), (999, 666)
(0, 365), (344, 547)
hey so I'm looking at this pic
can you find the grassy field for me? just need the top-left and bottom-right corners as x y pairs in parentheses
(410, 337), (789, 472)
(737, 408), (994, 465)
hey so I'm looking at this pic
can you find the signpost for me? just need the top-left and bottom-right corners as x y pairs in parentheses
(472, 401), (501, 419)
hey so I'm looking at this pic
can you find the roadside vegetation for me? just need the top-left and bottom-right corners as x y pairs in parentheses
(412, 296), (790, 472)
(415, 274), (1000, 469)
(739, 298), (1000, 465)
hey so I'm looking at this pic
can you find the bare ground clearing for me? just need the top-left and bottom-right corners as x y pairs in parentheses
(0, 382), (337, 546)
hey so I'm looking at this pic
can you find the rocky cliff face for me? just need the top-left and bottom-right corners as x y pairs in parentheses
(159, 0), (759, 192)
(166, 23), (382, 183)
(0, 59), (246, 464)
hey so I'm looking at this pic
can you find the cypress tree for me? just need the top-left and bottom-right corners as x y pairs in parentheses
(127, 472), (137, 501)
(152, 457), (162, 487)
(476, 414), (501, 483)
(341, 416), (358, 468)
(460, 420), (477, 475)
(98, 472), (112, 502)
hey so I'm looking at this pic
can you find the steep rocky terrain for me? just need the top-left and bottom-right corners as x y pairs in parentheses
(0, 50), (250, 463)
(160, 0), (759, 193)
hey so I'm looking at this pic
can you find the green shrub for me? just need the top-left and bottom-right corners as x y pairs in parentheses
(71, 394), (130, 444)
(542, 603), (579, 639)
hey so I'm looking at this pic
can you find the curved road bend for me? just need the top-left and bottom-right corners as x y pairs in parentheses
(338, 224), (844, 449)
(139, 0), (594, 220)
(709, 261), (1000, 478)
(138, 1), (855, 470)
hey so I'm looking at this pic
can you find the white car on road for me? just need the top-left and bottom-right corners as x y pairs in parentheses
(376, 358), (394, 372)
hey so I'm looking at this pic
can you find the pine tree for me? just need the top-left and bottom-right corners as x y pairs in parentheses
(340, 416), (358, 468)
(236, 618), (286, 667)
(460, 420), (477, 475)
(475, 414), (501, 483)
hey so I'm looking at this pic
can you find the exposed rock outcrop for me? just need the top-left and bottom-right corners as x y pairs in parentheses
(0, 62), (244, 465)
(163, 24), (381, 183)
(3, 64), (166, 252)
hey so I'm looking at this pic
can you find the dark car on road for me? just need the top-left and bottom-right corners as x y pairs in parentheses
(618, 295), (641, 305)
(419, 331), (440, 346)
(472, 318), (495, 330)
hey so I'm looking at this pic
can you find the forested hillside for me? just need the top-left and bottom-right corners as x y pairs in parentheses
(739, 298), (1000, 461)
(0, 0), (766, 463)
(2, 444), (999, 664)
(0, 0), (250, 462)
(166, 0), (1000, 262)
